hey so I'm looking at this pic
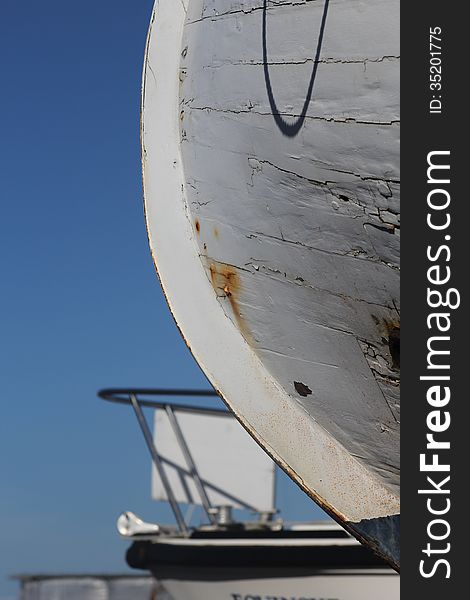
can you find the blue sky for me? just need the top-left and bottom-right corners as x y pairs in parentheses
(0, 2), (327, 598)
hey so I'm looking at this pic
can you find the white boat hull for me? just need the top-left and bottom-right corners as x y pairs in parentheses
(126, 525), (398, 598)
(163, 570), (399, 600)
(142, 0), (400, 566)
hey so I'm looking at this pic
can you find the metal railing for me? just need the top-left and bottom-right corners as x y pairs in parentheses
(98, 388), (230, 536)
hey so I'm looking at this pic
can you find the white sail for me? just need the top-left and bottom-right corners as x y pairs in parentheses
(151, 410), (276, 512)
(142, 0), (400, 568)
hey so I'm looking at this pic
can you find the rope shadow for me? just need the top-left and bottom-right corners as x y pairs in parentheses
(262, 0), (330, 137)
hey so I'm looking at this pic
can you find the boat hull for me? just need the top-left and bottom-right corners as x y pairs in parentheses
(142, 0), (400, 567)
(127, 533), (399, 600)
(161, 570), (399, 600)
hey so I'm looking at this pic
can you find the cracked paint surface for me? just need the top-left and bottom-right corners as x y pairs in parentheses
(179, 0), (399, 494)
(142, 0), (401, 567)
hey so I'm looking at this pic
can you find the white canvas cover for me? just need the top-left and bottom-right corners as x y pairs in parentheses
(151, 410), (275, 511)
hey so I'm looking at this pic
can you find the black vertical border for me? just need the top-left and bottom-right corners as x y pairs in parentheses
(401, 2), (466, 596)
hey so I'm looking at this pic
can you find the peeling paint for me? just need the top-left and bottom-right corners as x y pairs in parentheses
(294, 381), (313, 397)
(181, 0), (400, 505)
(141, 0), (400, 569)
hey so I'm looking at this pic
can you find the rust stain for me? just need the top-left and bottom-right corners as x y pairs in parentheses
(372, 315), (401, 371)
(385, 324), (400, 370)
(213, 226), (219, 239)
(195, 219), (200, 234)
(383, 317), (400, 333)
(377, 317), (400, 342)
(381, 318), (400, 371)
(208, 262), (253, 345)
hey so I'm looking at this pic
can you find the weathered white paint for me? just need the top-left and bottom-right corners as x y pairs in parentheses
(142, 0), (399, 533)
